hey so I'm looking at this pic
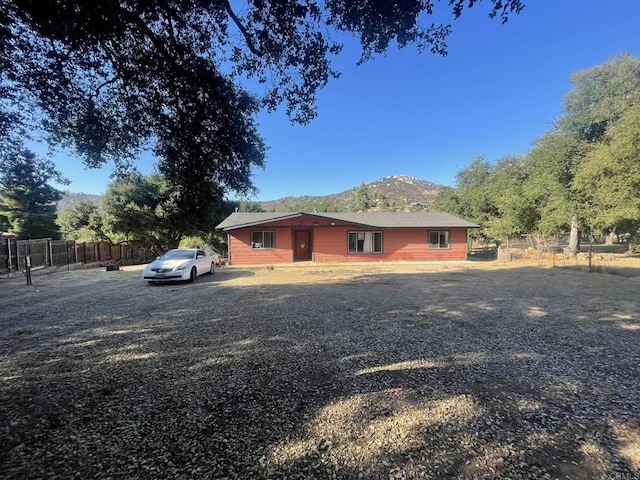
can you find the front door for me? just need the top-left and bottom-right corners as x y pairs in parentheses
(294, 230), (312, 261)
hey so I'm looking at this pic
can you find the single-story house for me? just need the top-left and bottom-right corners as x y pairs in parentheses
(216, 211), (478, 265)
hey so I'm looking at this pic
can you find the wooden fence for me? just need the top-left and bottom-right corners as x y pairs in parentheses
(1, 236), (154, 274)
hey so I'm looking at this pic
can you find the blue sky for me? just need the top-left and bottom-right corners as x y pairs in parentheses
(49, 0), (640, 200)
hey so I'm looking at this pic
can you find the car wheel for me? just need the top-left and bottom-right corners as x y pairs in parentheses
(147, 281), (156, 285)
(209, 262), (215, 275)
(189, 267), (196, 283)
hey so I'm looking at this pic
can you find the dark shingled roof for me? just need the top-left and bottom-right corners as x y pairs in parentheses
(216, 212), (478, 231)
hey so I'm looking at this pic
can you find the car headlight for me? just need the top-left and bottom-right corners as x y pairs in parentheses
(176, 262), (189, 271)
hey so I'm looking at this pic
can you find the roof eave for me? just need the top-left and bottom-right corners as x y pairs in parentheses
(217, 212), (303, 231)
(307, 212), (377, 228)
(217, 212), (480, 230)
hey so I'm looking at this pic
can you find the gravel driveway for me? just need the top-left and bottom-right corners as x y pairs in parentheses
(1, 262), (639, 479)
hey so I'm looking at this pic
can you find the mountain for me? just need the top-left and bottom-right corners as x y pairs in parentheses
(259, 175), (443, 212)
(56, 175), (444, 213)
(56, 192), (102, 211)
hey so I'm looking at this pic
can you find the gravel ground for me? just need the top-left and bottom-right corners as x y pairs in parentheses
(1, 261), (639, 479)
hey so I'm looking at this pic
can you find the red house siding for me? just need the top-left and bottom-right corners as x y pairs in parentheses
(228, 226), (468, 264)
(313, 227), (467, 263)
(228, 227), (294, 264)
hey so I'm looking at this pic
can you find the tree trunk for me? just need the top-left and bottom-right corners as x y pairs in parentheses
(568, 216), (580, 256)
(166, 234), (182, 250)
(605, 229), (616, 245)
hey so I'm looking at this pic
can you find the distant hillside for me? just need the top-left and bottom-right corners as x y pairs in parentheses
(260, 175), (443, 212)
(56, 192), (102, 211)
(56, 175), (444, 213)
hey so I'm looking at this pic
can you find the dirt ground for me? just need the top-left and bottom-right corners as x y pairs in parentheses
(1, 259), (639, 479)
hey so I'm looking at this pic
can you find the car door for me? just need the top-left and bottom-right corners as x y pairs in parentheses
(195, 250), (208, 275)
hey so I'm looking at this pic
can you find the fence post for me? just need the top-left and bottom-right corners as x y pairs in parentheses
(8, 237), (13, 272)
(25, 243), (32, 285)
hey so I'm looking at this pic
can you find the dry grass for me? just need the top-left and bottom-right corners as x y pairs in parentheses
(1, 259), (640, 479)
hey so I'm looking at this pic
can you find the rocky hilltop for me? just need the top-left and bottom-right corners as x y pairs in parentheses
(260, 175), (443, 212)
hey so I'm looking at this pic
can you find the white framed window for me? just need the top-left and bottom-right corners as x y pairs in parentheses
(429, 230), (450, 249)
(251, 230), (275, 249)
(348, 231), (382, 254)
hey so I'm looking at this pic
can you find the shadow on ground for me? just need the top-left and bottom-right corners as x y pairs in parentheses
(1, 266), (639, 479)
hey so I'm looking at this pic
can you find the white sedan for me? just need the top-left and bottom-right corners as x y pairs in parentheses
(143, 248), (214, 284)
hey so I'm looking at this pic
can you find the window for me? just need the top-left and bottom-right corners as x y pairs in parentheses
(348, 231), (382, 253)
(429, 230), (450, 249)
(251, 230), (274, 249)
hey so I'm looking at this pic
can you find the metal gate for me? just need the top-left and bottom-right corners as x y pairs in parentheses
(16, 238), (52, 271)
(1, 235), (18, 273)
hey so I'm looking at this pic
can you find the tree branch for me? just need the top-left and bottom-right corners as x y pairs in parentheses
(223, 0), (263, 57)
(118, 7), (181, 68)
(92, 76), (121, 97)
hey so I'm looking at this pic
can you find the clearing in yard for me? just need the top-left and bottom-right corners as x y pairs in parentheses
(1, 260), (639, 479)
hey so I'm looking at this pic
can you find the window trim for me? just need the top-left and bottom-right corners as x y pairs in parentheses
(428, 230), (451, 249)
(251, 230), (275, 249)
(347, 230), (383, 254)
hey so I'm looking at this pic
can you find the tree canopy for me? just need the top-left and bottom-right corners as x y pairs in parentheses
(574, 104), (640, 236)
(0, 139), (67, 238)
(56, 200), (112, 243)
(433, 157), (498, 238)
(435, 54), (640, 250)
(1, 0), (524, 204)
(99, 172), (222, 252)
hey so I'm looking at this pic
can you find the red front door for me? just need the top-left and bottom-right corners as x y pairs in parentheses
(294, 230), (312, 261)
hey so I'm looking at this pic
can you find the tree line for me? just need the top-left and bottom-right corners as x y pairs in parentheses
(433, 54), (640, 254)
(0, 157), (269, 251)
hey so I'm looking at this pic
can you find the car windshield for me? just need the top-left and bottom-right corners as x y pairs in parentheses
(159, 250), (195, 260)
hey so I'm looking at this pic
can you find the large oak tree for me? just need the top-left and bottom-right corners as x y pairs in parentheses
(1, 0), (524, 208)
(101, 172), (222, 252)
(434, 55), (640, 251)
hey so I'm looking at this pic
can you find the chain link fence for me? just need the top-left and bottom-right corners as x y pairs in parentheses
(471, 234), (629, 268)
